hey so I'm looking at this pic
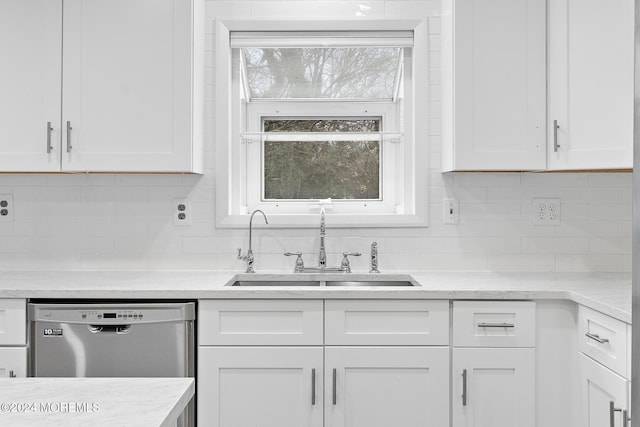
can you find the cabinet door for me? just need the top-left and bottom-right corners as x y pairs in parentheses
(548, 0), (634, 170)
(0, 347), (27, 378)
(0, 0), (62, 172)
(452, 348), (535, 427)
(441, 0), (546, 171)
(62, 0), (197, 172)
(325, 346), (449, 427)
(198, 346), (323, 427)
(579, 353), (629, 427)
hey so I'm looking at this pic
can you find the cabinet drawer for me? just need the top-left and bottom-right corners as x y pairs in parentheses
(0, 347), (27, 378)
(199, 300), (323, 346)
(0, 299), (26, 346)
(578, 305), (629, 378)
(325, 300), (449, 345)
(453, 301), (536, 347)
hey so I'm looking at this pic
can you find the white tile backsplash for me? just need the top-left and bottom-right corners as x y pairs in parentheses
(0, 0), (631, 272)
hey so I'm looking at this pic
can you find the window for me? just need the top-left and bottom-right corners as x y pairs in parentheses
(216, 21), (429, 227)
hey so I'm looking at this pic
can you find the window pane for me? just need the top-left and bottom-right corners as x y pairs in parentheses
(263, 119), (380, 200)
(243, 47), (401, 99)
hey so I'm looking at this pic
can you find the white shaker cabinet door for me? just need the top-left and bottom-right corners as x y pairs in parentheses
(198, 346), (323, 427)
(61, 0), (198, 172)
(0, 0), (62, 172)
(441, 0), (546, 171)
(0, 348), (27, 378)
(579, 353), (629, 427)
(325, 346), (449, 427)
(548, 0), (634, 170)
(452, 348), (535, 427)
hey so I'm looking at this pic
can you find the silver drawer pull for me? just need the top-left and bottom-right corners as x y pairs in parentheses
(332, 368), (337, 405)
(553, 119), (560, 152)
(586, 332), (610, 344)
(9, 370), (15, 378)
(477, 322), (515, 328)
(462, 369), (467, 406)
(46, 122), (53, 153)
(610, 401), (622, 427)
(66, 121), (72, 152)
(311, 368), (316, 405)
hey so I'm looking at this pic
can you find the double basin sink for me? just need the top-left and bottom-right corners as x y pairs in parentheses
(227, 274), (418, 287)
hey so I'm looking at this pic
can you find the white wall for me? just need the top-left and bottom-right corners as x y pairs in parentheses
(0, 0), (631, 272)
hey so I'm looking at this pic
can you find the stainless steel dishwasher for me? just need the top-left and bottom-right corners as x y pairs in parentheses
(28, 301), (196, 427)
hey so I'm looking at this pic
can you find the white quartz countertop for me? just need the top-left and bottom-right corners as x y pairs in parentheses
(0, 377), (194, 426)
(0, 270), (631, 323)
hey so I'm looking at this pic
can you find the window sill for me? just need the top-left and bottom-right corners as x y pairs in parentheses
(216, 212), (428, 228)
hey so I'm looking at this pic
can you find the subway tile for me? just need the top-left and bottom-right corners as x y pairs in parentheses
(487, 254), (555, 271)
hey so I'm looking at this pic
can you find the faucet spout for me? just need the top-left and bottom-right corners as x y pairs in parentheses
(238, 209), (269, 273)
(319, 207), (326, 268)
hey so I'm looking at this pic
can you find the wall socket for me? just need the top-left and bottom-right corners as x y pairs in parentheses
(0, 194), (13, 223)
(532, 198), (561, 225)
(443, 198), (459, 224)
(173, 199), (191, 226)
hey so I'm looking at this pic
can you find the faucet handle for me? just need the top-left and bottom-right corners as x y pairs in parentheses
(284, 252), (305, 273)
(340, 252), (361, 273)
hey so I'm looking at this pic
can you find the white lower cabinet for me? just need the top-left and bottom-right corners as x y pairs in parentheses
(579, 353), (629, 427)
(452, 348), (536, 427)
(325, 346), (449, 427)
(198, 346), (323, 427)
(198, 299), (450, 427)
(0, 347), (27, 378)
(0, 299), (27, 378)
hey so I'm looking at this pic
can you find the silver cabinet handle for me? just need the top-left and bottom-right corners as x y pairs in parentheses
(586, 332), (610, 344)
(623, 410), (630, 427)
(477, 322), (515, 328)
(46, 122), (53, 153)
(8, 370), (15, 378)
(462, 369), (467, 406)
(553, 119), (560, 152)
(311, 368), (316, 405)
(66, 121), (72, 152)
(332, 368), (337, 405)
(611, 401), (623, 427)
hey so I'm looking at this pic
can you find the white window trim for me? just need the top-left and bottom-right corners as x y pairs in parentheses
(215, 19), (429, 228)
(244, 102), (398, 215)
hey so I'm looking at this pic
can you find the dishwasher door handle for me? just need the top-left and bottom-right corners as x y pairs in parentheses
(88, 325), (132, 334)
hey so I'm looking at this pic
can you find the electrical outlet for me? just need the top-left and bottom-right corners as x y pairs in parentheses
(173, 199), (191, 226)
(532, 198), (560, 225)
(0, 194), (13, 223)
(443, 198), (459, 224)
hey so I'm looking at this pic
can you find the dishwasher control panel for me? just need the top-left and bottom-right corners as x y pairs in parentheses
(80, 310), (145, 321)
(28, 303), (196, 324)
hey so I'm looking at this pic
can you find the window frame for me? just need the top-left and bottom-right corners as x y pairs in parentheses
(215, 19), (430, 228)
(244, 101), (400, 215)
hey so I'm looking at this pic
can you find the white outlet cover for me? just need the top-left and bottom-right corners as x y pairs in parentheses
(532, 198), (560, 225)
(0, 194), (13, 223)
(173, 198), (191, 226)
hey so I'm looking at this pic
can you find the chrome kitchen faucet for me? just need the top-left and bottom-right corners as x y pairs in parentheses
(237, 209), (269, 273)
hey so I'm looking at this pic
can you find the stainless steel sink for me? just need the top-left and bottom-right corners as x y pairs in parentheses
(227, 275), (417, 287)
(325, 280), (415, 287)
(230, 280), (321, 287)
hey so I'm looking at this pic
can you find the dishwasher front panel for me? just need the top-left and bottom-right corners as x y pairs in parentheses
(30, 320), (192, 377)
(28, 302), (195, 378)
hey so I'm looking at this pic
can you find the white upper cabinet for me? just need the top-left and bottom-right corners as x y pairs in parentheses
(0, 0), (203, 173)
(548, 0), (634, 170)
(441, 0), (546, 171)
(0, 0), (62, 172)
